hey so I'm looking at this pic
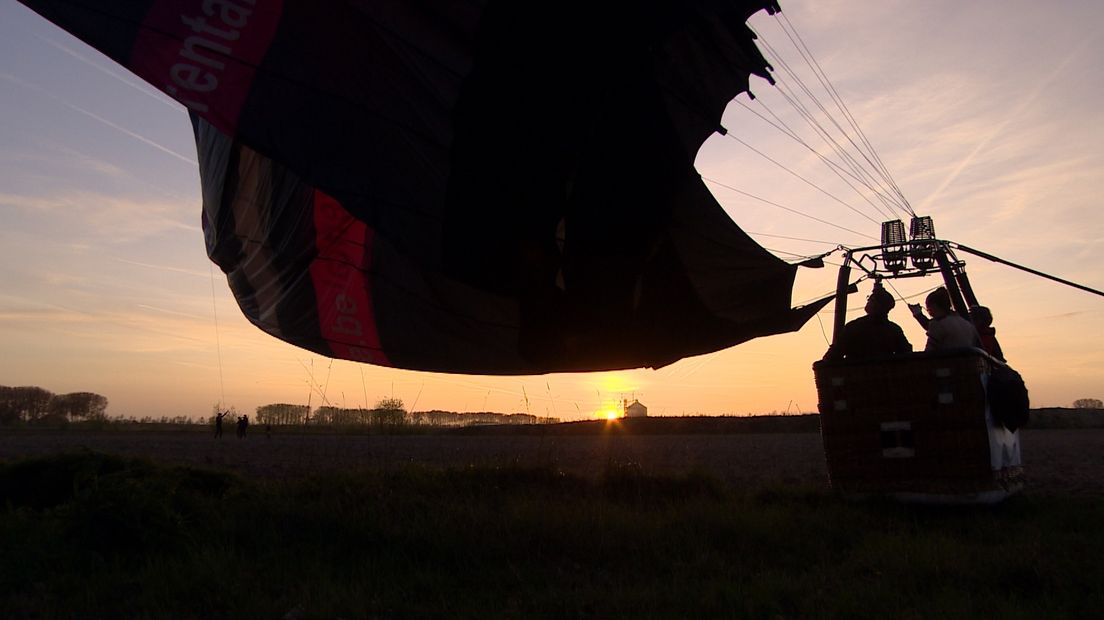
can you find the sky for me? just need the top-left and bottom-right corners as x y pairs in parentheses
(1, 0), (1101, 420)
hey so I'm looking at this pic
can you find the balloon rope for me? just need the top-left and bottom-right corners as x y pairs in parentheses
(747, 51), (905, 218)
(752, 32), (908, 218)
(778, 13), (913, 214)
(952, 243), (1104, 298)
(746, 231), (840, 246)
(724, 133), (881, 225)
(734, 97), (902, 220)
(703, 176), (878, 241)
(208, 261), (226, 407)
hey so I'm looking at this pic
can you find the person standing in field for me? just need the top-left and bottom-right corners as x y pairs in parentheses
(214, 410), (228, 439)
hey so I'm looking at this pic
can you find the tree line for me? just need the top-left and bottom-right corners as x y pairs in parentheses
(251, 397), (407, 427)
(246, 398), (558, 427)
(2, 386), (558, 429)
(0, 385), (108, 425)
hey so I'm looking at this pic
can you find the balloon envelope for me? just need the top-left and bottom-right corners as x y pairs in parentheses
(18, 0), (825, 374)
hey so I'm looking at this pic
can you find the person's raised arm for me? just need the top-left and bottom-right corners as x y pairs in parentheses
(908, 303), (930, 329)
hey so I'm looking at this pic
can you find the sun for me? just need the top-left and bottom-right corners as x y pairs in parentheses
(592, 397), (624, 420)
(595, 403), (622, 420)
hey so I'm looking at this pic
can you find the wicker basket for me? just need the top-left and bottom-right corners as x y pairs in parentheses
(814, 349), (1023, 501)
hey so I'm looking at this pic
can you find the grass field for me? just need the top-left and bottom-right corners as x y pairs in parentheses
(1, 426), (1103, 618)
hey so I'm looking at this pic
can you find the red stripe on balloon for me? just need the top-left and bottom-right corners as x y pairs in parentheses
(308, 190), (389, 365)
(130, 1), (283, 134)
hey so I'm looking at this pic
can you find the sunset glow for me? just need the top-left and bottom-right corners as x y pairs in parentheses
(1, 0), (1101, 420)
(592, 371), (640, 396)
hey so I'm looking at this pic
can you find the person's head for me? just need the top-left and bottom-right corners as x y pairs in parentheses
(925, 288), (952, 318)
(865, 284), (895, 317)
(971, 305), (993, 328)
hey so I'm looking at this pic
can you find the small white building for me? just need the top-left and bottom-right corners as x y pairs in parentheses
(623, 399), (648, 418)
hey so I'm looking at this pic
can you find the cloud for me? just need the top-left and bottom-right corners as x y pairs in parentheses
(0, 296), (218, 355)
(1, 188), (197, 243)
(44, 145), (134, 181)
(0, 191), (66, 211)
(0, 307), (90, 323)
(0, 292), (96, 321)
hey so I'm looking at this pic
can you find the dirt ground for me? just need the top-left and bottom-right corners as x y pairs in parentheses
(1, 428), (1101, 496)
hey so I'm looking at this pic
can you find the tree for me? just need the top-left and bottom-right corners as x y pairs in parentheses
(0, 386), (19, 425)
(1073, 398), (1103, 409)
(371, 397), (406, 428)
(256, 403), (309, 425)
(0, 386), (55, 424)
(313, 405), (337, 425)
(47, 392), (109, 422)
(308, 406), (372, 425)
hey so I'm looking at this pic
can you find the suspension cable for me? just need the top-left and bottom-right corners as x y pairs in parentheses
(736, 97), (903, 220)
(760, 66), (909, 221)
(778, 13), (914, 214)
(766, 82), (909, 219)
(703, 176), (879, 241)
(745, 231), (842, 246)
(762, 24), (909, 213)
(754, 33), (910, 219)
(723, 133), (882, 226)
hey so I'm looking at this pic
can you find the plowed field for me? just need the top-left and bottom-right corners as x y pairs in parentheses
(2, 428), (1100, 496)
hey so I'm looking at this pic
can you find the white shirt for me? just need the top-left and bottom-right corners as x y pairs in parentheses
(924, 314), (981, 351)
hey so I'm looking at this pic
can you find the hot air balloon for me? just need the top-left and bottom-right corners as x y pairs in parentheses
(16, 1), (1103, 502)
(16, 0), (828, 375)
(814, 220), (1028, 502)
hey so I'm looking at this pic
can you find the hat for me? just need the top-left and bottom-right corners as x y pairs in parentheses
(868, 286), (895, 313)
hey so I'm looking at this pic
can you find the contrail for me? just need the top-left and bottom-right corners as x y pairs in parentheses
(135, 304), (206, 320)
(918, 34), (1094, 212)
(1, 73), (196, 165)
(38, 35), (181, 111)
(112, 257), (209, 278)
(62, 100), (197, 165)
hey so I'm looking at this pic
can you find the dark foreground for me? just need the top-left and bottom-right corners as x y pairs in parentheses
(1, 427), (1102, 496)
(1, 429), (1102, 618)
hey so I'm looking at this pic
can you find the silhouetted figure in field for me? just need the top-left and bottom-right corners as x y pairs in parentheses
(214, 411), (228, 438)
(912, 288), (981, 352)
(236, 414), (249, 439)
(824, 283), (911, 361)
